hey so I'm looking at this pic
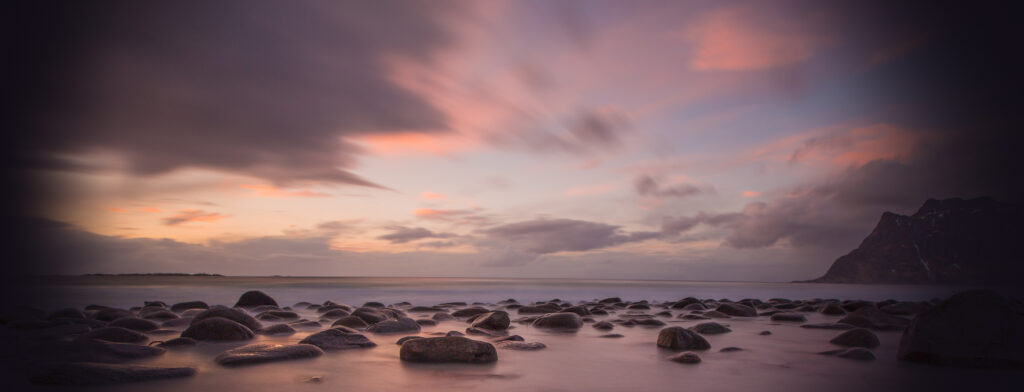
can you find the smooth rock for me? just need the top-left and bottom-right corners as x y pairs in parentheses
(367, 317), (421, 334)
(657, 327), (711, 350)
(215, 343), (323, 366)
(181, 317), (254, 341)
(715, 303), (757, 317)
(471, 311), (511, 330)
(299, 328), (377, 350)
(830, 328), (880, 348)
(689, 322), (731, 335)
(79, 327), (148, 344)
(30, 362), (196, 385)
(234, 290), (278, 308)
(497, 341), (546, 350)
(399, 337), (497, 363)
(191, 306), (262, 331)
(820, 347), (876, 361)
(667, 351), (701, 364)
(109, 317), (160, 332)
(532, 312), (583, 330)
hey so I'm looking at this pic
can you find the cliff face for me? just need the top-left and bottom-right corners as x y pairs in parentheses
(805, 197), (1023, 284)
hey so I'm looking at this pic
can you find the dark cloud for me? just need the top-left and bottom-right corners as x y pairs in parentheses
(487, 108), (631, 155)
(481, 218), (657, 255)
(377, 226), (453, 244)
(634, 175), (711, 198)
(12, 0), (461, 187)
(161, 209), (230, 226)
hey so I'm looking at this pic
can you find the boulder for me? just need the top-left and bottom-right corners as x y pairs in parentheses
(215, 343), (323, 366)
(667, 351), (701, 364)
(352, 307), (389, 324)
(898, 290), (1024, 368)
(689, 322), (731, 335)
(30, 362), (196, 385)
(399, 337), (497, 363)
(234, 290), (278, 308)
(181, 317), (254, 341)
(820, 302), (847, 316)
(432, 312), (455, 321)
(154, 337), (197, 348)
(593, 321), (614, 330)
(416, 319), (438, 326)
(599, 334), (624, 338)
(93, 308), (133, 322)
(770, 313), (807, 322)
(333, 316), (369, 329)
(703, 310), (731, 318)
(170, 301), (209, 313)
(801, 323), (855, 330)
(657, 327), (711, 350)
(471, 311), (511, 331)
(108, 317), (160, 332)
(366, 317), (421, 334)
(256, 310), (299, 321)
(562, 305), (591, 316)
(299, 328), (377, 350)
(715, 303), (757, 317)
(838, 306), (909, 330)
(830, 328), (880, 348)
(141, 310), (179, 321)
(79, 327), (148, 344)
(532, 312), (583, 330)
(257, 324), (296, 335)
(451, 307), (490, 318)
(496, 341), (546, 350)
(191, 306), (262, 331)
(517, 304), (561, 314)
(320, 309), (350, 319)
(396, 336), (424, 345)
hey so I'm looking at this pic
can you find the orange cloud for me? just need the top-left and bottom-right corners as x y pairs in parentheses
(162, 209), (230, 226)
(106, 207), (129, 213)
(685, 6), (827, 71)
(421, 191), (446, 200)
(138, 206), (162, 213)
(239, 184), (329, 198)
(741, 190), (761, 198)
(355, 132), (475, 156)
(413, 208), (471, 219)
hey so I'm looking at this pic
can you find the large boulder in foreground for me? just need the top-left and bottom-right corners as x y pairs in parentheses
(299, 328), (377, 350)
(531, 312), (583, 330)
(214, 343), (323, 366)
(399, 337), (497, 363)
(657, 327), (711, 350)
(898, 290), (1024, 368)
(30, 362), (196, 385)
(471, 311), (510, 331)
(234, 290), (278, 308)
(191, 306), (262, 331)
(181, 317), (254, 341)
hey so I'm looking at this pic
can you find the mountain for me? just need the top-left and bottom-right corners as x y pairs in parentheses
(803, 197), (1024, 284)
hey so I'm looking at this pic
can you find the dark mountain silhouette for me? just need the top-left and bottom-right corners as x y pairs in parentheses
(803, 197), (1023, 284)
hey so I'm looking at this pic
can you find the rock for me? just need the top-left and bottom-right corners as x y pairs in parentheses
(820, 303), (847, 316)
(399, 337), (498, 363)
(720, 347), (743, 352)
(801, 323), (855, 330)
(532, 312), (583, 330)
(432, 312), (455, 321)
(352, 307), (389, 324)
(593, 321), (614, 330)
(471, 311), (511, 330)
(215, 343), (323, 366)
(770, 313), (807, 322)
(563, 305), (591, 316)
(830, 328), (880, 348)
(79, 327), (148, 344)
(93, 308), (133, 322)
(671, 298), (702, 309)
(181, 317), (255, 341)
(667, 351), (701, 364)
(657, 327), (711, 350)
(234, 290), (278, 308)
(838, 306), (910, 330)
(703, 310), (731, 318)
(366, 317), (421, 334)
(715, 303), (757, 317)
(447, 330), (466, 337)
(493, 335), (522, 342)
(191, 306), (262, 331)
(48, 308), (86, 320)
(153, 337), (197, 347)
(257, 324), (296, 335)
(108, 317), (160, 332)
(141, 310), (179, 321)
(333, 315), (369, 329)
(299, 328), (377, 350)
(635, 319), (667, 327)
(397, 336), (424, 345)
(898, 290), (1024, 368)
(599, 297), (622, 304)
(759, 330), (772, 335)
(679, 314), (711, 320)
(45, 340), (167, 363)
(599, 334), (624, 338)
(881, 301), (929, 315)
(497, 341), (546, 350)
(161, 317), (193, 328)
(170, 301), (209, 313)
(451, 307), (491, 318)
(689, 322), (731, 335)
(289, 320), (322, 329)
(517, 304), (561, 314)
(30, 362), (196, 385)
(256, 310), (299, 321)
(416, 319), (437, 327)
(362, 301), (385, 308)
(819, 347), (876, 361)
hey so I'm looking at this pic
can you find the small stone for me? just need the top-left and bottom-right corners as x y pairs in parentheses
(667, 351), (701, 364)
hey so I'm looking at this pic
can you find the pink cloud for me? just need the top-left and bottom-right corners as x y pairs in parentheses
(684, 6), (829, 71)
(741, 190), (762, 198)
(564, 184), (618, 197)
(106, 207), (129, 213)
(239, 184), (330, 198)
(421, 191), (447, 200)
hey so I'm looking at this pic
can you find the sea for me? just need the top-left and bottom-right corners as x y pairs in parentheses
(8, 276), (1023, 392)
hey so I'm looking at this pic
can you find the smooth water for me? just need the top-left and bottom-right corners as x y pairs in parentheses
(8, 276), (1023, 392)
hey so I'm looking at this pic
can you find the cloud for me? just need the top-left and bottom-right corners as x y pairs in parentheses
(162, 209), (230, 226)
(16, 1), (462, 187)
(481, 218), (658, 255)
(377, 226), (453, 244)
(485, 108), (632, 156)
(685, 5), (830, 71)
(634, 175), (711, 198)
(421, 191), (446, 200)
(741, 191), (761, 198)
(413, 208), (473, 219)
(240, 184), (330, 198)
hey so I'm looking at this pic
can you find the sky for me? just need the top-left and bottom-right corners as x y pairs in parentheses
(6, 0), (1023, 281)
